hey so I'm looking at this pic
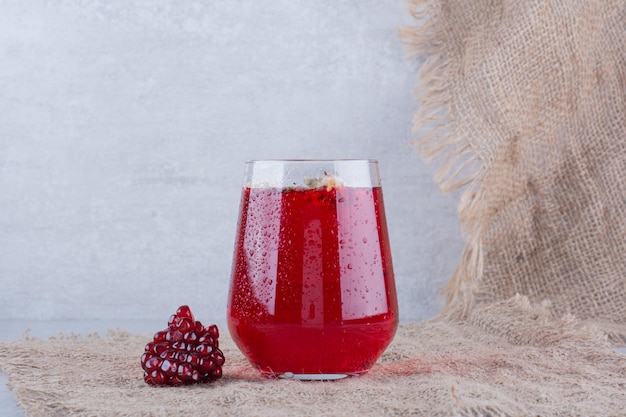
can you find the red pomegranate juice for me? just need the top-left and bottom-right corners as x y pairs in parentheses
(227, 184), (398, 377)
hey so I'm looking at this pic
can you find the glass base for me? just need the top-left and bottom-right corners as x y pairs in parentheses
(270, 371), (364, 381)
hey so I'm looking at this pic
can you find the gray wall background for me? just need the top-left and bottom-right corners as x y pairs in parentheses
(0, 0), (463, 322)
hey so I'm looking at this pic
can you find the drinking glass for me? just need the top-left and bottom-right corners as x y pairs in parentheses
(227, 159), (398, 380)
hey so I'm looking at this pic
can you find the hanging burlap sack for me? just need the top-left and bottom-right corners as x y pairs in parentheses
(403, 0), (626, 343)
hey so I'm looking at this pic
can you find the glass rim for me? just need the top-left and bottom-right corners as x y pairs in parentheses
(245, 159), (379, 164)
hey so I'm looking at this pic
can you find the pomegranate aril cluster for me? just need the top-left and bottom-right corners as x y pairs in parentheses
(141, 305), (225, 386)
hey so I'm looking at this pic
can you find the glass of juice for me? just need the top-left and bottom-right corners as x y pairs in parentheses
(227, 159), (398, 380)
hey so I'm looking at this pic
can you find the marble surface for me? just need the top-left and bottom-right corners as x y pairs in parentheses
(0, 0), (463, 325)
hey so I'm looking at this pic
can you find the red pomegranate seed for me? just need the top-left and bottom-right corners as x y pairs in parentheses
(212, 350), (225, 367)
(160, 359), (178, 377)
(177, 318), (195, 333)
(171, 341), (186, 351)
(210, 367), (222, 379)
(183, 331), (198, 343)
(196, 343), (214, 356)
(186, 352), (200, 366)
(146, 369), (168, 386)
(175, 305), (195, 321)
(177, 362), (194, 381)
(166, 329), (183, 342)
(159, 349), (177, 360)
(195, 321), (204, 333)
(143, 356), (162, 372)
(152, 342), (169, 355)
(198, 357), (215, 373)
(208, 325), (219, 340)
(191, 369), (201, 382)
(153, 330), (168, 343)
(141, 352), (151, 364)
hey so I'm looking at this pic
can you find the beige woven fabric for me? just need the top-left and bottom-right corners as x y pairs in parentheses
(2, 1), (626, 415)
(403, 0), (626, 342)
(1, 297), (625, 417)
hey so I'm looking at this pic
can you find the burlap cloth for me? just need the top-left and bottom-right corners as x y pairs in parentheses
(0, 297), (624, 417)
(2, 0), (626, 415)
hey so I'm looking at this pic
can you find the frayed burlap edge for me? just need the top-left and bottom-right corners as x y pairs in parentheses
(400, 0), (485, 319)
(400, 0), (626, 345)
